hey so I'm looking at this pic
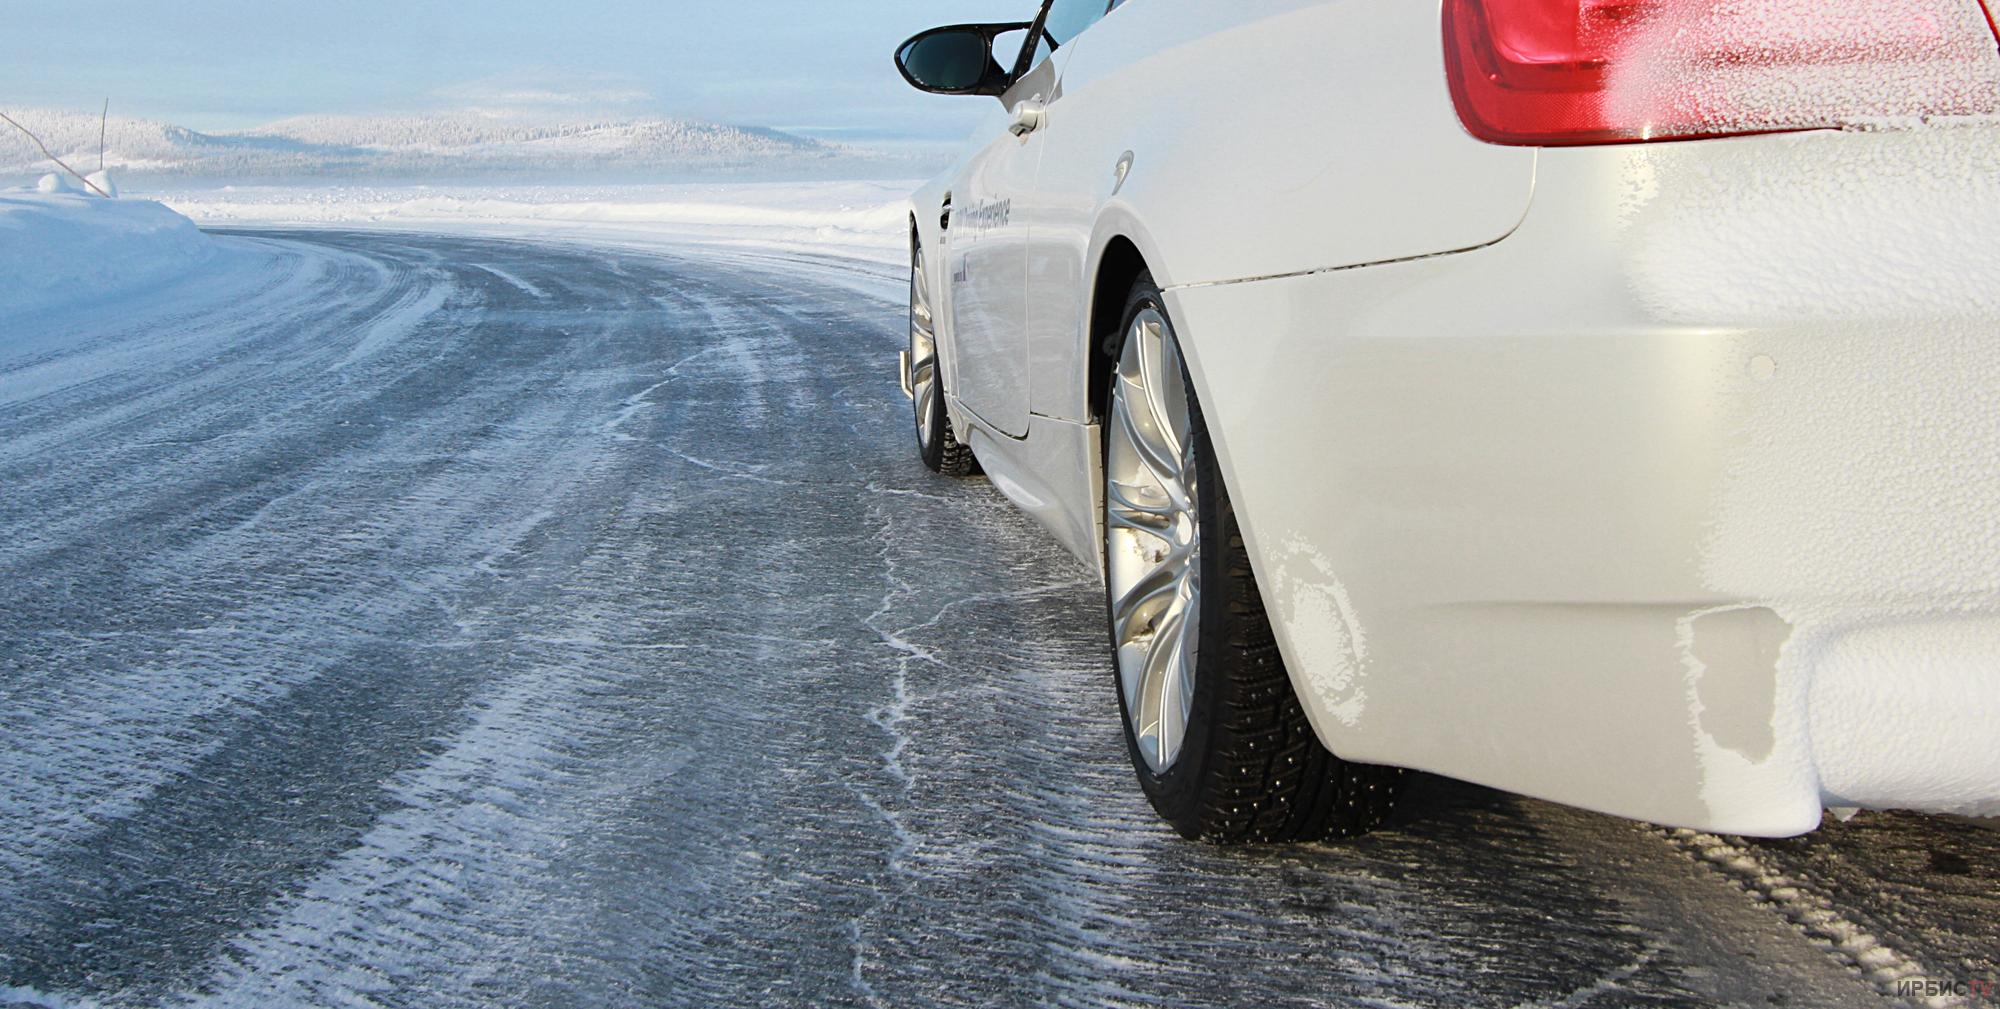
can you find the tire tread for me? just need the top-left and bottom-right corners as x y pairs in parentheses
(911, 238), (981, 479)
(1108, 276), (1403, 845)
(1175, 518), (1402, 844)
(933, 416), (977, 477)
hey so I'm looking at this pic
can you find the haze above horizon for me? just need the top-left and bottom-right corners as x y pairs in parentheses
(4, 0), (1023, 138)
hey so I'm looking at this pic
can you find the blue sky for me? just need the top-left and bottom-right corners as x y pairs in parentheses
(3, 1), (1029, 137)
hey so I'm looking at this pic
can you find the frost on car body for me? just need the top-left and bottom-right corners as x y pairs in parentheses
(1608, 0), (2000, 135)
(1447, 0), (2000, 143)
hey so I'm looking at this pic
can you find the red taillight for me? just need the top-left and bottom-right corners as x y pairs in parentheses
(1443, 0), (2000, 146)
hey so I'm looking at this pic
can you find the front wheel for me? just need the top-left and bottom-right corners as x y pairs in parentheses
(1102, 276), (1403, 843)
(909, 241), (977, 477)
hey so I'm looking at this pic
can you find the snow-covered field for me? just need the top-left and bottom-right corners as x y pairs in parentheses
(0, 178), (912, 332)
(152, 180), (914, 266)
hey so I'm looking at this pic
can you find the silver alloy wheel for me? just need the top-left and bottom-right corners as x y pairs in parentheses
(1106, 306), (1201, 773)
(909, 245), (940, 452)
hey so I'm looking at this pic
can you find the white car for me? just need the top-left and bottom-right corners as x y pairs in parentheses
(894, 0), (2000, 842)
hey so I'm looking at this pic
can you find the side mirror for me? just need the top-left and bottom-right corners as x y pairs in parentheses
(895, 22), (1032, 97)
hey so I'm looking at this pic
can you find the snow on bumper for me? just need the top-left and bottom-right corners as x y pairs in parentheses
(1166, 125), (2000, 835)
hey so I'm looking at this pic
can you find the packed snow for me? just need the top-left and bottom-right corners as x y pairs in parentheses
(8, 222), (1976, 1009)
(0, 181), (215, 318)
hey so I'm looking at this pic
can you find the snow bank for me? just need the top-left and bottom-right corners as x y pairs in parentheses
(155, 180), (912, 264)
(0, 189), (215, 319)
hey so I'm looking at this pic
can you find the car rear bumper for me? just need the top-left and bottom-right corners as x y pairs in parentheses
(1164, 125), (2000, 835)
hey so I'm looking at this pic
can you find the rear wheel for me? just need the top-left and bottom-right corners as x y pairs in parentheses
(1103, 276), (1403, 843)
(909, 241), (977, 477)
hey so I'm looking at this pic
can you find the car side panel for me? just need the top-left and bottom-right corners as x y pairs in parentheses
(1026, 0), (1537, 422)
(946, 94), (1039, 439)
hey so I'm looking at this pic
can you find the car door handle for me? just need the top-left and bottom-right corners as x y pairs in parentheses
(1009, 100), (1048, 137)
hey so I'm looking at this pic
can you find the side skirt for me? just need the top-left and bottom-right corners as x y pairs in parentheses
(959, 406), (1105, 582)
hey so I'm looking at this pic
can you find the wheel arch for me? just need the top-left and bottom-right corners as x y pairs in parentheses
(1082, 206), (1177, 425)
(1086, 237), (1150, 425)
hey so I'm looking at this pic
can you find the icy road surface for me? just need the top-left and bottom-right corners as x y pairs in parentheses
(1, 230), (1995, 1009)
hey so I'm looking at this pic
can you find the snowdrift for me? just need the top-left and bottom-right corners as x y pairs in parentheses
(0, 186), (215, 320)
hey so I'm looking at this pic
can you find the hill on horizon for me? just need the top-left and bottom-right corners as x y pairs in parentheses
(0, 107), (919, 184)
